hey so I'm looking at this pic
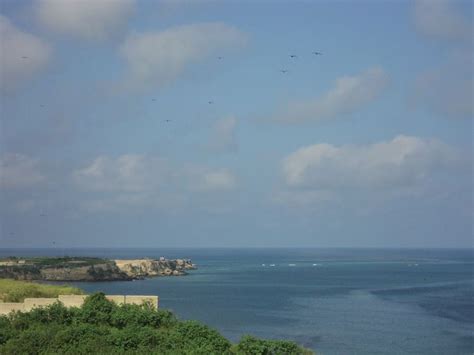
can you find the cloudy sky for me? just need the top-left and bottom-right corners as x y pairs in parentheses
(0, 0), (472, 248)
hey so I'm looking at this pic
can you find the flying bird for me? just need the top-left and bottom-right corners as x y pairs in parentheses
(289, 55), (298, 58)
(208, 101), (214, 104)
(313, 51), (323, 55)
(165, 119), (171, 123)
(280, 69), (288, 73)
(217, 56), (223, 60)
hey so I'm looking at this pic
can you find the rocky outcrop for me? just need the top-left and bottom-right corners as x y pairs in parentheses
(0, 262), (130, 281)
(0, 257), (196, 281)
(40, 263), (130, 281)
(114, 258), (196, 278)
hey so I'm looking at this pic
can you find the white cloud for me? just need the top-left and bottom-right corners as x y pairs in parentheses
(0, 153), (46, 189)
(413, 0), (472, 41)
(36, 0), (135, 41)
(282, 135), (461, 189)
(208, 116), (238, 152)
(196, 169), (237, 191)
(0, 15), (51, 92)
(119, 22), (247, 91)
(72, 154), (237, 212)
(72, 154), (170, 192)
(273, 67), (389, 123)
(411, 50), (473, 119)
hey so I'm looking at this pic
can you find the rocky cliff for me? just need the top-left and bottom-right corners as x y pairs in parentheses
(115, 258), (196, 278)
(0, 257), (196, 281)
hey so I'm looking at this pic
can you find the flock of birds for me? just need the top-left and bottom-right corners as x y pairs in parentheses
(9, 50), (323, 243)
(147, 51), (323, 123)
(282, 51), (322, 73)
(20, 50), (323, 126)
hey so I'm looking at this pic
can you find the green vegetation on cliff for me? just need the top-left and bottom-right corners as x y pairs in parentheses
(0, 292), (313, 355)
(0, 279), (83, 302)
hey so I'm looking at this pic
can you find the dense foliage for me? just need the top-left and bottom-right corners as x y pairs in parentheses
(0, 279), (83, 302)
(0, 293), (313, 354)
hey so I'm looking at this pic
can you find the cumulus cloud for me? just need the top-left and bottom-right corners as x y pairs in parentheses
(282, 135), (461, 190)
(0, 153), (46, 189)
(72, 154), (170, 192)
(208, 117), (238, 152)
(72, 154), (237, 211)
(191, 169), (237, 191)
(413, 0), (472, 41)
(36, 0), (135, 41)
(273, 67), (389, 123)
(0, 15), (51, 92)
(119, 22), (247, 91)
(411, 50), (473, 119)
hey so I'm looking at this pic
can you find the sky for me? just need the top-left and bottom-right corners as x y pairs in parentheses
(0, 0), (472, 248)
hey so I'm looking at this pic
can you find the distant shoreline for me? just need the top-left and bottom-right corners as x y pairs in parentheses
(0, 256), (197, 282)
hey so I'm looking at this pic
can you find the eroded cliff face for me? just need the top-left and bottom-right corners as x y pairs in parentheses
(0, 263), (130, 281)
(40, 263), (129, 281)
(0, 257), (196, 281)
(114, 259), (196, 278)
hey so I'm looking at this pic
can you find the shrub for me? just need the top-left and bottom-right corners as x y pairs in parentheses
(0, 292), (313, 355)
(172, 320), (232, 354)
(80, 292), (115, 324)
(110, 303), (177, 329)
(236, 335), (312, 355)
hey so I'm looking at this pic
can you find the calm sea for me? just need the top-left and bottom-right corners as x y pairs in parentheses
(1, 248), (472, 355)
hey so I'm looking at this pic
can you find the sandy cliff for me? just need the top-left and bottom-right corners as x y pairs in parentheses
(115, 258), (196, 278)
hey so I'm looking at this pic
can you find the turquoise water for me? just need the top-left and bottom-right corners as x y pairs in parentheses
(1, 248), (472, 354)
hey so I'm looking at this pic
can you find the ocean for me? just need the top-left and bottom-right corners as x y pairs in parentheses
(1, 248), (472, 355)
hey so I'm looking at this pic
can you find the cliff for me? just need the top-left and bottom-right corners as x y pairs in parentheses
(115, 258), (196, 277)
(0, 257), (196, 281)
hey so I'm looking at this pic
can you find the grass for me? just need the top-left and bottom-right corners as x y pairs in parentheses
(0, 279), (84, 302)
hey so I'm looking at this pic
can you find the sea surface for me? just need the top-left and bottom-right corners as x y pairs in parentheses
(1, 248), (472, 355)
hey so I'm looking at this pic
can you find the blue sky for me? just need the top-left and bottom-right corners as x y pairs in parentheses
(0, 0), (472, 248)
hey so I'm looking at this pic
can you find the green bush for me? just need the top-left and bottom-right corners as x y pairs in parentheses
(0, 293), (313, 354)
(171, 320), (232, 354)
(236, 335), (313, 355)
(80, 292), (115, 324)
(110, 303), (177, 329)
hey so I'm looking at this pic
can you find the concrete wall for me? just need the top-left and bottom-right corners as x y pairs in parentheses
(125, 295), (159, 307)
(106, 295), (125, 305)
(58, 295), (87, 308)
(24, 298), (58, 311)
(0, 294), (159, 315)
(0, 302), (24, 314)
